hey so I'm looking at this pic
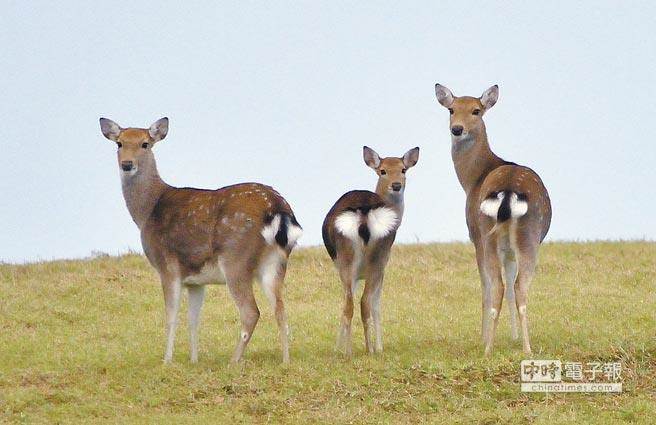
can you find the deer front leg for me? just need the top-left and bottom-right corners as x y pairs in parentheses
(502, 256), (519, 340)
(187, 285), (205, 363)
(483, 240), (504, 356)
(475, 244), (490, 344)
(161, 275), (182, 364)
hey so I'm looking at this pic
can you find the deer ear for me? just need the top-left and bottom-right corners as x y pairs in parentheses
(480, 85), (499, 110)
(99, 118), (121, 142)
(402, 147), (419, 168)
(435, 84), (454, 108)
(363, 146), (381, 169)
(148, 117), (169, 142)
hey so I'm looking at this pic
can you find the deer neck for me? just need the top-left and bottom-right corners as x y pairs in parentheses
(375, 181), (405, 221)
(451, 125), (504, 195)
(120, 153), (168, 229)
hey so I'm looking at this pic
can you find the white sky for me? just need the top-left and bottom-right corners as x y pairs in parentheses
(1, 1), (654, 262)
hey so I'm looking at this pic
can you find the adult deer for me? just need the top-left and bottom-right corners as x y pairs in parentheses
(434, 84), (551, 355)
(99, 117), (302, 364)
(322, 146), (419, 355)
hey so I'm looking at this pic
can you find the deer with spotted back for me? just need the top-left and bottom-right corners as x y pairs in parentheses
(322, 146), (419, 355)
(434, 85), (551, 355)
(99, 117), (302, 364)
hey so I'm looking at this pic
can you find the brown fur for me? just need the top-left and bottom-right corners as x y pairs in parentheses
(100, 117), (300, 364)
(435, 84), (551, 355)
(322, 147), (419, 355)
(143, 184), (294, 278)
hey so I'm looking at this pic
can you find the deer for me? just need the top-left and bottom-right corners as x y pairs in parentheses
(99, 117), (302, 364)
(322, 146), (419, 355)
(434, 84), (551, 355)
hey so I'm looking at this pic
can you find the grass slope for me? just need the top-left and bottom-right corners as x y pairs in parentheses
(1, 242), (655, 423)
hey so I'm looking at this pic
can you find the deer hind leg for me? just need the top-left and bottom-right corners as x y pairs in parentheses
(360, 280), (374, 355)
(336, 262), (357, 356)
(515, 248), (537, 355)
(483, 239), (505, 356)
(258, 249), (290, 364)
(227, 274), (259, 364)
(187, 285), (205, 363)
(363, 263), (385, 354)
(161, 274), (182, 363)
(502, 252), (519, 340)
(371, 275), (385, 353)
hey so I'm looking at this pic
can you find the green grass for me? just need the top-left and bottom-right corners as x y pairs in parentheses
(1, 242), (655, 423)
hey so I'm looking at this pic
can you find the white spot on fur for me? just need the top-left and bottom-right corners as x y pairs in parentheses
(335, 211), (360, 241)
(480, 192), (528, 219)
(287, 223), (303, 247)
(261, 214), (281, 244)
(480, 192), (504, 218)
(509, 193), (528, 218)
(335, 207), (397, 242)
(367, 207), (398, 240)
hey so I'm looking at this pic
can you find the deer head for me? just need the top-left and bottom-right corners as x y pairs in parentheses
(99, 117), (169, 177)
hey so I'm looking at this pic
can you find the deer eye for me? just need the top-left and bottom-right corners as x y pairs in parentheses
(380, 170), (387, 175)
(448, 108), (454, 115)
(142, 143), (149, 149)
(401, 168), (407, 174)
(117, 142), (122, 148)
(472, 109), (481, 116)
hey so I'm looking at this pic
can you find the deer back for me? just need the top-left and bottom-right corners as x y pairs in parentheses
(142, 183), (301, 280)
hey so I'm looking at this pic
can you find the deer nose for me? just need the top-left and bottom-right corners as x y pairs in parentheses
(451, 125), (463, 136)
(391, 182), (403, 192)
(121, 161), (134, 171)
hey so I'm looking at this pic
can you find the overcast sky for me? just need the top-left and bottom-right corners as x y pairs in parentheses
(1, 1), (654, 263)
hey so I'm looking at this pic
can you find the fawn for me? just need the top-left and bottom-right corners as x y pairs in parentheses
(99, 117), (302, 364)
(322, 146), (419, 355)
(434, 84), (551, 355)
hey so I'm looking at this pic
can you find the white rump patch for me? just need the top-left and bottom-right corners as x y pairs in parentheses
(335, 211), (361, 241)
(509, 193), (528, 218)
(480, 192), (504, 218)
(480, 192), (528, 219)
(480, 192), (528, 220)
(367, 207), (398, 240)
(261, 214), (281, 244)
(287, 223), (303, 247)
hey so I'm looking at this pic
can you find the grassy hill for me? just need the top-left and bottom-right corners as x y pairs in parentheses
(1, 242), (654, 423)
